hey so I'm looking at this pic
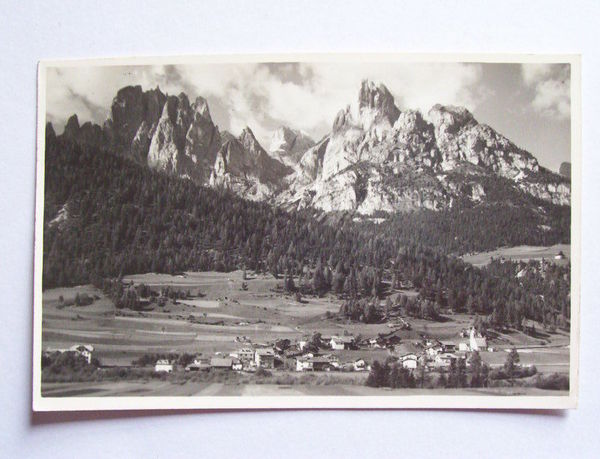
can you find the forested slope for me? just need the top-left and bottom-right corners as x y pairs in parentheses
(42, 135), (570, 327)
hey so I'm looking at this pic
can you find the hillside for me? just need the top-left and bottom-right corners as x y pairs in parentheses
(43, 133), (570, 329)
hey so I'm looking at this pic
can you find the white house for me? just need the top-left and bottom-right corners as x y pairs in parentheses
(298, 339), (309, 351)
(154, 359), (174, 373)
(434, 353), (455, 368)
(68, 344), (94, 364)
(237, 348), (255, 362)
(469, 328), (488, 351)
(296, 358), (314, 372)
(254, 348), (275, 368)
(458, 341), (470, 352)
(401, 354), (419, 369)
(46, 345), (94, 364)
(185, 358), (210, 372)
(330, 336), (354, 350)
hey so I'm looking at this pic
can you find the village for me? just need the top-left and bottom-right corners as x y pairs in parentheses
(156, 324), (489, 374)
(47, 324), (493, 377)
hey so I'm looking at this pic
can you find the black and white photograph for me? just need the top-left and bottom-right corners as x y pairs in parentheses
(32, 55), (580, 411)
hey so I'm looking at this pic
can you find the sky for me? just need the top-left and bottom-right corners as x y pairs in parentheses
(46, 61), (571, 171)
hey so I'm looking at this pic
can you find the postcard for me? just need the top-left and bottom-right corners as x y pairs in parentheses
(33, 54), (580, 411)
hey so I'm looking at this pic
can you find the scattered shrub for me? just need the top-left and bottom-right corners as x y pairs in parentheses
(534, 373), (569, 391)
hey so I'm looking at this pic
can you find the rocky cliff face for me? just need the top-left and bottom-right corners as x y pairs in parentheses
(559, 161), (571, 179)
(106, 85), (167, 161)
(269, 126), (315, 167)
(210, 127), (293, 200)
(146, 93), (222, 183)
(54, 85), (292, 195)
(279, 79), (570, 214)
(54, 80), (570, 215)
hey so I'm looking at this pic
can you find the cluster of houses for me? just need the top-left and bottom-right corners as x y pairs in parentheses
(414, 328), (489, 369)
(45, 326), (489, 377)
(153, 334), (367, 374)
(153, 326), (490, 374)
(155, 347), (276, 373)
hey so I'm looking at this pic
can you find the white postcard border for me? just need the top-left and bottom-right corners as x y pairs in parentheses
(32, 53), (581, 412)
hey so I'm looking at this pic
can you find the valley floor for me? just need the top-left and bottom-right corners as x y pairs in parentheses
(40, 269), (571, 398)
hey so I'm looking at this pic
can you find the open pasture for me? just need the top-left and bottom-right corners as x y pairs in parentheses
(461, 244), (570, 267)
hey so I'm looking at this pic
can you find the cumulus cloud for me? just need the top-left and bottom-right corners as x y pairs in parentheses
(46, 61), (486, 146)
(521, 63), (570, 119)
(46, 65), (189, 129)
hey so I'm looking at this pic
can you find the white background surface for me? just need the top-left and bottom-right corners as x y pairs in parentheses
(1, 0), (599, 457)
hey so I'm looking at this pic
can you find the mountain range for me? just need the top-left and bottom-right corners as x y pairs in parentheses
(47, 80), (570, 215)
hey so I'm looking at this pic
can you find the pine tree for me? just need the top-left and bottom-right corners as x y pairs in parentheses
(469, 351), (483, 387)
(504, 347), (520, 384)
(332, 261), (346, 294)
(312, 260), (326, 296)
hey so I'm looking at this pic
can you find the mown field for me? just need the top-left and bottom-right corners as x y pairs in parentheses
(41, 270), (570, 396)
(461, 244), (570, 267)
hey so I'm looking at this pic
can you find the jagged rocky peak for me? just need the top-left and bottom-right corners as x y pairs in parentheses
(109, 85), (167, 160)
(297, 136), (330, 182)
(425, 104), (541, 180)
(59, 115), (106, 148)
(428, 104), (476, 136)
(389, 109), (439, 165)
(211, 125), (294, 195)
(147, 92), (220, 181)
(332, 80), (400, 135)
(213, 137), (246, 175)
(286, 80), (570, 214)
(164, 93), (192, 134)
(111, 85), (166, 121)
(54, 80), (570, 213)
(183, 96), (221, 181)
(358, 79), (400, 128)
(210, 127), (292, 201)
(147, 100), (179, 173)
(269, 126), (315, 166)
(63, 114), (80, 138)
(559, 162), (571, 179)
(192, 96), (211, 121)
(238, 126), (263, 155)
(332, 106), (353, 134)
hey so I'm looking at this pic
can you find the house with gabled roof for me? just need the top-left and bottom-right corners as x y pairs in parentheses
(469, 328), (488, 351)
(401, 353), (419, 369)
(210, 357), (233, 370)
(154, 359), (174, 373)
(330, 335), (355, 350)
